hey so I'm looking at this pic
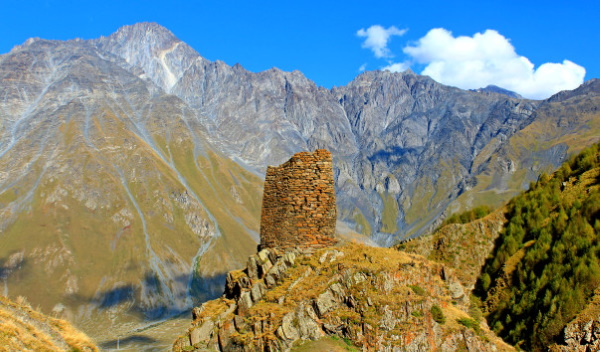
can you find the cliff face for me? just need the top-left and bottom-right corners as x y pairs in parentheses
(173, 243), (514, 352)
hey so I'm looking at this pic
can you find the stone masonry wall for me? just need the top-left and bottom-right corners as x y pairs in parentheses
(259, 149), (337, 250)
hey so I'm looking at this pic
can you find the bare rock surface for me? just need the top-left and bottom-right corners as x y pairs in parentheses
(549, 291), (600, 352)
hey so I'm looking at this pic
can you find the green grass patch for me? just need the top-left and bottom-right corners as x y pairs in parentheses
(379, 192), (399, 233)
(411, 309), (423, 318)
(352, 208), (372, 235)
(457, 318), (481, 333)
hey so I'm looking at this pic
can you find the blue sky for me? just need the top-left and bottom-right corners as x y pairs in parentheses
(1, 0), (598, 99)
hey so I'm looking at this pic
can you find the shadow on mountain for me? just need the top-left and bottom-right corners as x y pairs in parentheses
(88, 271), (228, 321)
(0, 251), (26, 281)
(368, 146), (420, 164)
(99, 334), (158, 349)
(97, 284), (135, 308)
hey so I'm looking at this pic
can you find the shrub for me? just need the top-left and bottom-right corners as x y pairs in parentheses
(430, 305), (445, 324)
(408, 285), (426, 296)
(457, 317), (480, 333)
(411, 310), (423, 318)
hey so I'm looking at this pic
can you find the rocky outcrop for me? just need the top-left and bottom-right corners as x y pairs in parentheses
(173, 246), (301, 351)
(260, 149), (337, 251)
(550, 291), (600, 352)
(173, 243), (514, 351)
(555, 318), (600, 352)
(399, 209), (507, 294)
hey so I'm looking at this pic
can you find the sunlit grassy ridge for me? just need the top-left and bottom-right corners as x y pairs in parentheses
(398, 208), (507, 291)
(0, 295), (98, 352)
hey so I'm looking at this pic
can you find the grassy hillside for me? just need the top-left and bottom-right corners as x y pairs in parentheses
(0, 295), (98, 351)
(477, 142), (600, 350)
(0, 103), (263, 344)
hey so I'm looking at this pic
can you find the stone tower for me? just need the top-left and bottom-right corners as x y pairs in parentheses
(259, 149), (337, 251)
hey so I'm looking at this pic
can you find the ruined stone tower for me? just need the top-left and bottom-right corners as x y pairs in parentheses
(259, 149), (337, 250)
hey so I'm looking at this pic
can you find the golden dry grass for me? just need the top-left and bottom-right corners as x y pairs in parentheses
(0, 295), (98, 351)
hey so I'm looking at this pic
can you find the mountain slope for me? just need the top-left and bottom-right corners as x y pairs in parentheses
(92, 24), (600, 244)
(0, 34), (263, 341)
(94, 23), (359, 169)
(398, 142), (600, 351)
(450, 79), (600, 215)
(398, 208), (507, 294)
(333, 70), (539, 241)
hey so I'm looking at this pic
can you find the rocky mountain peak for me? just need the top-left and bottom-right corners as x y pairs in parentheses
(106, 22), (179, 47)
(471, 85), (523, 99)
(93, 22), (204, 92)
(339, 69), (443, 105)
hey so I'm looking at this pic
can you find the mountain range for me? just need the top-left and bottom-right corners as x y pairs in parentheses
(1, 22), (599, 344)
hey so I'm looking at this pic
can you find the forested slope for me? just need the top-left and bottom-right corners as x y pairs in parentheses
(478, 142), (600, 350)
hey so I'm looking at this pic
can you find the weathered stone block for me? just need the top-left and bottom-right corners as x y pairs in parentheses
(246, 256), (258, 280)
(250, 281), (266, 303)
(190, 319), (215, 346)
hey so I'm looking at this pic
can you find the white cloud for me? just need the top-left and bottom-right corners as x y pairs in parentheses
(359, 63), (367, 72)
(401, 28), (585, 99)
(382, 62), (409, 73)
(357, 25), (407, 59)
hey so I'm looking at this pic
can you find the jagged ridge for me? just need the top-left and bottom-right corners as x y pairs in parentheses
(173, 243), (514, 351)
